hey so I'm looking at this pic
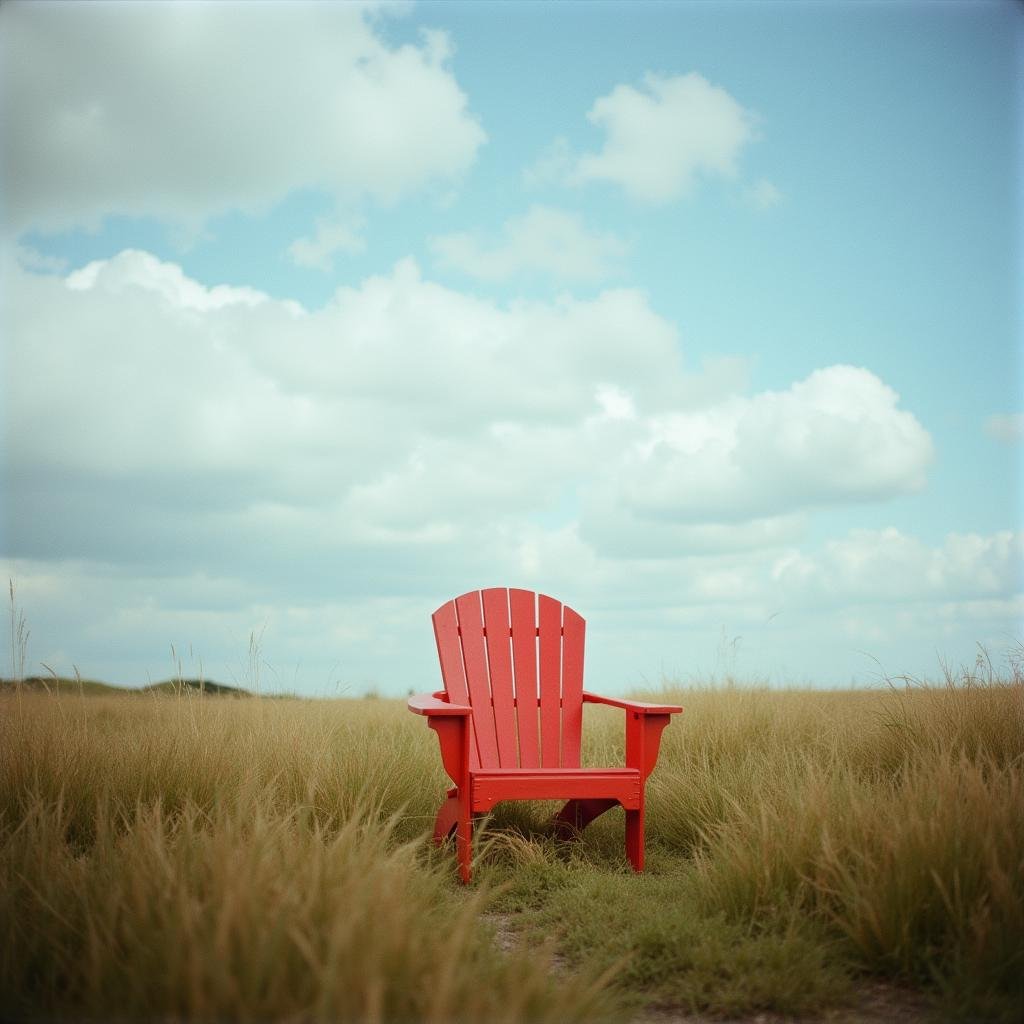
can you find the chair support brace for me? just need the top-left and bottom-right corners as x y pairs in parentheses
(426, 715), (470, 789)
(626, 711), (674, 780)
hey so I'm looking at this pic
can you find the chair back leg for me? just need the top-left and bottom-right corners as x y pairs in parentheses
(552, 797), (618, 839)
(433, 793), (460, 845)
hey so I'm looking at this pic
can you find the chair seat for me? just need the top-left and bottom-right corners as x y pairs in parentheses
(470, 767), (642, 811)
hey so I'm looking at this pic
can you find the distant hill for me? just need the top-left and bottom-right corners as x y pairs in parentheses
(1, 676), (251, 697)
(0, 676), (123, 696)
(143, 679), (251, 697)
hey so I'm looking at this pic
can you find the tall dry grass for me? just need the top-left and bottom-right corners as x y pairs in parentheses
(601, 665), (1023, 1019)
(2, 657), (1022, 1021)
(0, 692), (617, 1023)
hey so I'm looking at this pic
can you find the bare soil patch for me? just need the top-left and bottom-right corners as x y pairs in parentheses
(484, 913), (935, 1024)
(632, 979), (933, 1024)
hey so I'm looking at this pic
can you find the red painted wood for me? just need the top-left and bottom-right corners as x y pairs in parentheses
(433, 795), (459, 843)
(415, 589), (683, 882)
(625, 807), (644, 871)
(509, 588), (540, 768)
(425, 715), (470, 790)
(482, 588), (518, 767)
(456, 801), (472, 883)
(455, 591), (500, 768)
(432, 600), (479, 769)
(583, 692), (683, 715)
(538, 594), (562, 767)
(552, 797), (618, 838)
(471, 768), (640, 811)
(626, 711), (674, 779)
(432, 600), (470, 705)
(407, 693), (470, 716)
(560, 606), (585, 767)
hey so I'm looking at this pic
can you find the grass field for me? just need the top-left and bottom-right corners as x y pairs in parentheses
(1, 660), (1022, 1023)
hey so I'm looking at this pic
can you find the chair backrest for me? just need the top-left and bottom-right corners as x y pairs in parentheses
(432, 588), (585, 769)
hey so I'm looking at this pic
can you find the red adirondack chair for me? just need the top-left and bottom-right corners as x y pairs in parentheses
(408, 588), (683, 882)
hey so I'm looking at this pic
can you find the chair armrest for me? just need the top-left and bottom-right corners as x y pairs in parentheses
(583, 692), (683, 715)
(408, 693), (471, 716)
(584, 692), (682, 779)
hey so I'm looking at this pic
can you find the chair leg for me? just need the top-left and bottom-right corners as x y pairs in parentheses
(552, 797), (617, 838)
(432, 791), (473, 883)
(625, 806), (645, 872)
(456, 803), (473, 883)
(432, 790), (460, 845)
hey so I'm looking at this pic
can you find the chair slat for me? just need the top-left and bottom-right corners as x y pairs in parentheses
(560, 606), (586, 767)
(538, 594), (562, 767)
(510, 588), (540, 768)
(432, 599), (478, 769)
(455, 591), (500, 768)
(482, 587), (518, 767)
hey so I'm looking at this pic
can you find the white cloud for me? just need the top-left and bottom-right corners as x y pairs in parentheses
(8, 521), (1020, 691)
(430, 205), (628, 283)
(0, 3), (485, 234)
(5, 252), (933, 553)
(6, 247), (937, 581)
(598, 366), (934, 524)
(556, 72), (757, 203)
(4, 251), (688, 537)
(594, 385), (637, 421)
(985, 412), (1024, 444)
(773, 528), (1024, 603)
(5, 251), (976, 691)
(66, 249), (276, 313)
(288, 216), (367, 272)
(14, 245), (68, 274)
(580, 511), (806, 561)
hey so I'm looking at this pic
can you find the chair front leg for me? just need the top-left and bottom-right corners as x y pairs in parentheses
(456, 801), (473, 883)
(424, 713), (473, 881)
(623, 710), (671, 873)
(625, 803), (645, 872)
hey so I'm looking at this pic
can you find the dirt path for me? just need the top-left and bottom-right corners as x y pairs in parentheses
(482, 914), (935, 1024)
(635, 981), (933, 1023)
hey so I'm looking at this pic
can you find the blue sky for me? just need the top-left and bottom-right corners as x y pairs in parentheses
(2, 0), (1021, 695)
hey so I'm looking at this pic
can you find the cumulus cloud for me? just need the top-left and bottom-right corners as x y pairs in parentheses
(66, 249), (276, 313)
(595, 366), (935, 525)
(430, 205), (628, 283)
(530, 72), (758, 203)
(772, 528), (1024, 604)
(5, 250), (936, 577)
(4, 251), (971, 689)
(0, 2), (485, 234)
(4, 250), (683, 557)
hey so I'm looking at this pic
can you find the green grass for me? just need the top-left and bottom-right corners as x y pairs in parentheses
(2, 664), (1022, 1022)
